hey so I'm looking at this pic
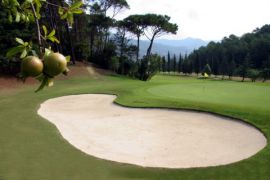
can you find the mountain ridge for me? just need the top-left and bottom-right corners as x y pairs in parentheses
(130, 37), (209, 57)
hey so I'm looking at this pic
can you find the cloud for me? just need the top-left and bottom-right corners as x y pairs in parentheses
(188, 10), (199, 21)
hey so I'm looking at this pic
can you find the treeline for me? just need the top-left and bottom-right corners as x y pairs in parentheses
(174, 25), (270, 82)
(2, 1), (270, 82)
(0, 0), (178, 81)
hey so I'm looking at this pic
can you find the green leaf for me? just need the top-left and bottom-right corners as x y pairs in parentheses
(47, 78), (54, 87)
(44, 48), (53, 57)
(53, 37), (60, 44)
(6, 46), (25, 58)
(42, 25), (48, 36)
(60, 13), (68, 20)
(13, 0), (20, 6)
(20, 49), (28, 59)
(65, 56), (71, 62)
(8, 13), (13, 23)
(72, 9), (83, 14)
(21, 14), (26, 21)
(47, 36), (59, 44)
(47, 36), (54, 42)
(67, 12), (74, 25)
(15, 37), (24, 45)
(58, 7), (64, 15)
(15, 11), (20, 22)
(70, 1), (83, 10)
(35, 74), (44, 82)
(47, 29), (56, 37)
(35, 76), (48, 92)
(25, 16), (29, 22)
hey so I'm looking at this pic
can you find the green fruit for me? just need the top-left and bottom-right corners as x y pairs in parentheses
(21, 56), (43, 77)
(44, 53), (67, 77)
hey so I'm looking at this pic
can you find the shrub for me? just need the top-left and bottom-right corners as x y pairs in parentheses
(259, 68), (270, 82)
(137, 54), (161, 81)
(247, 69), (260, 82)
(109, 56), (120, 72)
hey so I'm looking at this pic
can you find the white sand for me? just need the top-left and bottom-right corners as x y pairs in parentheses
(38, 94), (267, 168)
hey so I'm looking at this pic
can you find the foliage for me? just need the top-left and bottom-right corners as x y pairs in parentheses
(247, 69), (260, 82)
(142, 14), (178, 56)
(1, 0), (84, 91)
(260, 68), (270, 82)
(6, 38), (33, 59)
(137, 54), (161, 81)
(1, 0), (180, 83)
(109, 56), (120, 72)
(186, 24), (270, 82)
(0, 4), (34, 75)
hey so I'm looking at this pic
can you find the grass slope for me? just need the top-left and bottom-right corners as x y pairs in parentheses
(0, 74), (269, 180)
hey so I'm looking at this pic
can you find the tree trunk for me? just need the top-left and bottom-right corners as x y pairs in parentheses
(30, 2), (42, 53)
(89, 30), (94, 59)
(65, 22), (76, 64)
(146, 34), (156, 57)
(120, 31), (126, 58)
(136, 34), (140, 62)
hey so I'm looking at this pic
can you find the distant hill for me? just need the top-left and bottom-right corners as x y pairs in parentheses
(131, 38), (209, 58)
(155, 38), (209, 48)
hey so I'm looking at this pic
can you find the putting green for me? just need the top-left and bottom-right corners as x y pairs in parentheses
(147, 81), (270, 111)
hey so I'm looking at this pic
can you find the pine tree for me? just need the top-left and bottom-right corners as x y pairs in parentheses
(239, 54), (251, 82)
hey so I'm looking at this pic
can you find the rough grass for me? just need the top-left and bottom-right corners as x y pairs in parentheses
(0, 74), (269, 180)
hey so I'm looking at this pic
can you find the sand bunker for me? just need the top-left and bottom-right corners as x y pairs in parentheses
(38, 94), (267, 168)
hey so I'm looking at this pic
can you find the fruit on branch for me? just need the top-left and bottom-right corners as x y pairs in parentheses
(44, 52), (67, 77)
(21, 56), (43, 77)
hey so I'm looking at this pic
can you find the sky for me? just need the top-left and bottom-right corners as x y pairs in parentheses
(112, 0), (270, 41)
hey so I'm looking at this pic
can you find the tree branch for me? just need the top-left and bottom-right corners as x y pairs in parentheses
(45, 1), (64, 8)
(30, 2), (42, 52)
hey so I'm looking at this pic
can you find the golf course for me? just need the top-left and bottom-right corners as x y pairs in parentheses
(1, 0), (270, 179)
(0, 71), (269, 180)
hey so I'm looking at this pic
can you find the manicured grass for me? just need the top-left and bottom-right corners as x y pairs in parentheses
(0, 74), (269, 180)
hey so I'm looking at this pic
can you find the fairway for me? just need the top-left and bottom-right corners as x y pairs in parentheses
(0, 74), (269, 180)
(148, 78), (270, 112)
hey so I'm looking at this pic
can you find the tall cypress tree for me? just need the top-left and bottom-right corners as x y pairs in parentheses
(178, 53), (182, 73)
(162, 56), (166, 72)
(194, 52), (200, 75)
(228, 58), (236, 79)
(173, 54), (177, 73)
(167, 51), (171, 74)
